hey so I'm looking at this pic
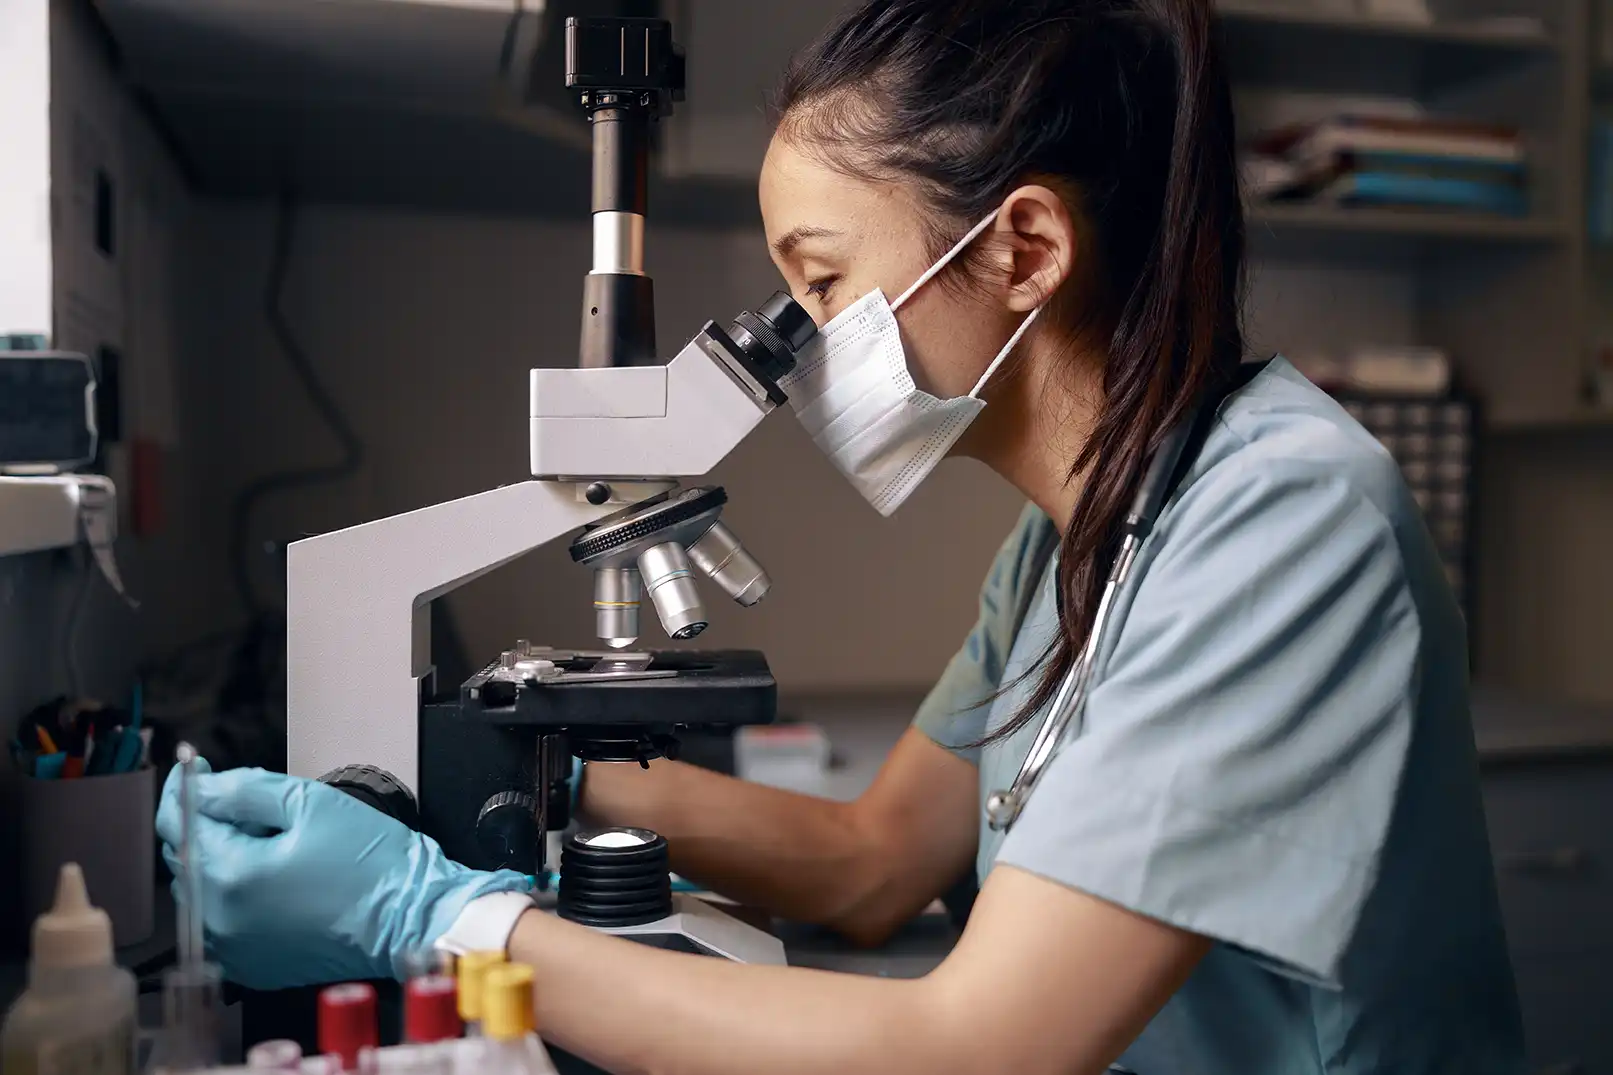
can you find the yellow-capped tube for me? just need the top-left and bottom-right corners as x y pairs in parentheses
(477, 964), (548, 1074)
(454, 950), (506, 1038)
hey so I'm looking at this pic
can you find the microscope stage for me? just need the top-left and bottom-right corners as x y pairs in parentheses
(417, 650), (774, 874)
(433, 648), (776, 731)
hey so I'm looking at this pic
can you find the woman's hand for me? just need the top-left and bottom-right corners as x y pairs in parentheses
(155, 760), (531, 990)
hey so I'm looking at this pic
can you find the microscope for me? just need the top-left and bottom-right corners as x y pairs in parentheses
(284, 16), (814, 966)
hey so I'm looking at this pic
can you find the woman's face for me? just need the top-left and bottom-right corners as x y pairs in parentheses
(758, 134), (1022, 400)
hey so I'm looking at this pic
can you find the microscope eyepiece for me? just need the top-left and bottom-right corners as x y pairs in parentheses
(728, 292), (817, 384)
(759, 291), (818, 352)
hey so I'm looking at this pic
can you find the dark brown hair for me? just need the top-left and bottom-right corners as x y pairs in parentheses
(773, 0), (1247, 740)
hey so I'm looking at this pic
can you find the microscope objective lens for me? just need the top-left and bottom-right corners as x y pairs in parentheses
(594, 566), (642, 647)
(637, 543), (708, 640)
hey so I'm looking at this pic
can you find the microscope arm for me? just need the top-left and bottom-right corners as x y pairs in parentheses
(287, 327), (786, 798)
(286, 480), (637, 796)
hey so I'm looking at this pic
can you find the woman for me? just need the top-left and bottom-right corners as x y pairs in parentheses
(157, 1), (1525, 1071)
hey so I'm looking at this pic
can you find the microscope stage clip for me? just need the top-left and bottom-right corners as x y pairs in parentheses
(486, 645), (680, 688)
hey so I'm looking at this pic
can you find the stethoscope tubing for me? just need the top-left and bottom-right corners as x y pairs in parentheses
(983, 533), (1141, 831)
(982, 368), (1245, 832)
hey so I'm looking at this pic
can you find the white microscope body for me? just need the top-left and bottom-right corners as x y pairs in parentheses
(283, 14), (816, 974)
(285, 338), (783, 798)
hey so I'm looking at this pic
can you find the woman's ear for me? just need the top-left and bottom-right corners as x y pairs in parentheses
(995, 185), (1078, 313)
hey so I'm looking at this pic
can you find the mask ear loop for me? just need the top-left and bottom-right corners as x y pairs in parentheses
(891, 205), (1044, 400)
(968, 304), (1042, 399)
(891, 210), (1002, 312)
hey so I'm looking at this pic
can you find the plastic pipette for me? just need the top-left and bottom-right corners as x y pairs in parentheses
(178, 742), (204, 968)
(152, 742), (225, 1072)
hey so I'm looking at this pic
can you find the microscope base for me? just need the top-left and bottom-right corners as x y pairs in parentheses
(596, 893), (787, 965)
(547, 895), (786, 1075)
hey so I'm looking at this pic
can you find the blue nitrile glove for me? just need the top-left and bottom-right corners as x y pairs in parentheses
(155, 758), (532, 990)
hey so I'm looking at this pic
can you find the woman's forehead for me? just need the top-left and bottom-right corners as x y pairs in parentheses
(760, 137), (921, 250)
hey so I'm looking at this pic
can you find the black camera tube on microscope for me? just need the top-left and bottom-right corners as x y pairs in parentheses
(579, 97), (658, 369)
(568, 17), (683, 369)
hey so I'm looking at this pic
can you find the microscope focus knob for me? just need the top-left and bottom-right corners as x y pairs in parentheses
(320, 765), (420, 831)
(477, 791), (541, 869)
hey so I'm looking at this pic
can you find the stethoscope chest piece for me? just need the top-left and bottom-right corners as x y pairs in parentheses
(984, 789), (1022, 832)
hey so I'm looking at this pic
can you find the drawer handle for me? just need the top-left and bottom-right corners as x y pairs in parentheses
(1498, 848), (1590, 875)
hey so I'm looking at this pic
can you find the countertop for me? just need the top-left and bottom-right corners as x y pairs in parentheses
(776, 914), (958, 978)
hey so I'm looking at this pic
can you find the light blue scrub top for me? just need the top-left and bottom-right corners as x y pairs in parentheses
(915, 358), (1524, 1075)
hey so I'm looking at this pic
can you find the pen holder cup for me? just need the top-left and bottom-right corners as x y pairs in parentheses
(20, 764), (156, 946)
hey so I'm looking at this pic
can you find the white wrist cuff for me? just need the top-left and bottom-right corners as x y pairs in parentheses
(434, 891), (536, 957)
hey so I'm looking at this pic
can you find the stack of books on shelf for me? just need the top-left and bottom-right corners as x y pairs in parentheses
(1241, 114), (1527, 216)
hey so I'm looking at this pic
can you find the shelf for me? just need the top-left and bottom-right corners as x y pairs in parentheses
(1218, 3), (1555, 50)
(0, 476), (87, 559)
(1218, 2), (1557, 96)
(1487, 407), (1613, 433)
(1249, 203), (1563, 240)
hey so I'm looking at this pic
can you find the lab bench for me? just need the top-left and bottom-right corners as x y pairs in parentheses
(3, 687), (1608, 1071)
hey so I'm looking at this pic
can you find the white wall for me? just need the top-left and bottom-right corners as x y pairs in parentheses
(1244, 259), (1419, 363)
(0, 0), (52, 335)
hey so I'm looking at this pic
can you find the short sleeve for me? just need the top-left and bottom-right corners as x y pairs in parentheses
(995, 450), (1421, 986)
(913, 503), (1054, 766)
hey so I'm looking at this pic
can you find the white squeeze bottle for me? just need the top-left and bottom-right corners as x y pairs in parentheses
(1, 863), (138, 1075)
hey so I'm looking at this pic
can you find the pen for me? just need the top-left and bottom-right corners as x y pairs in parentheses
(62, 711), (89, 779)
(35, 726), (59, 755)
(85, 727), (112, 776)
(111, 683), (145, 774)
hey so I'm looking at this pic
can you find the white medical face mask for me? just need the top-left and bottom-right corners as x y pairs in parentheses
(778, 209), (1043, 517)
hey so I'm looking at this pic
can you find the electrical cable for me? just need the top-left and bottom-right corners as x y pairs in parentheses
(61, 545), (93, 697)
(497, 0), (527, 77)
(227, 192), (365, 616)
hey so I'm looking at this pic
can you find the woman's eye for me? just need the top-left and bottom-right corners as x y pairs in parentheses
(805, 277), (838, 302)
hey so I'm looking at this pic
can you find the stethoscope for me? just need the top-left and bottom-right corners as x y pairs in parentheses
(984, 363), (1262, 832)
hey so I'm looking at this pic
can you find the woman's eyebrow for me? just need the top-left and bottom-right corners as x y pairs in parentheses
(772, 225), (840, 258)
